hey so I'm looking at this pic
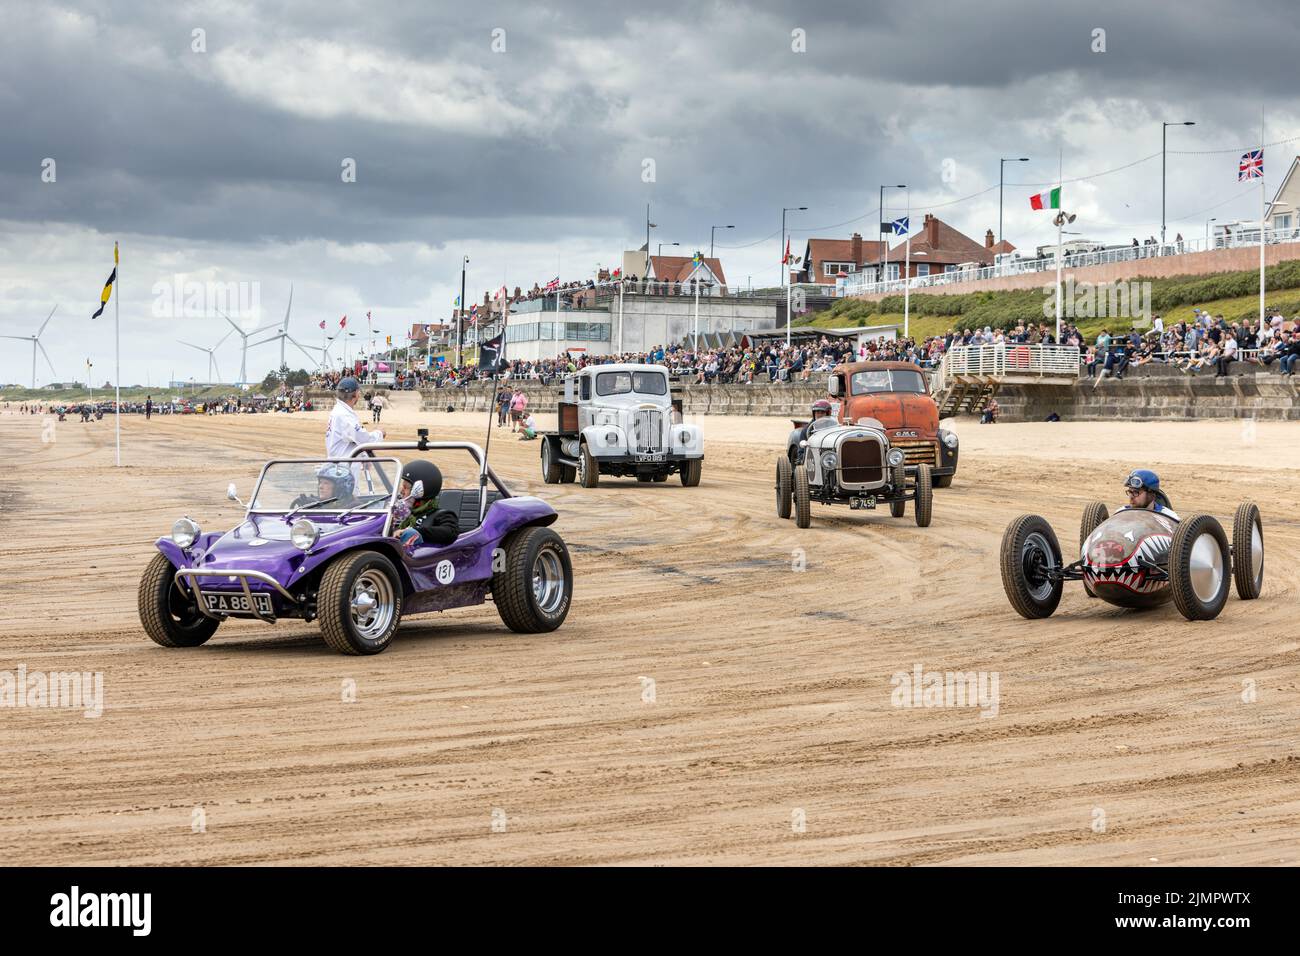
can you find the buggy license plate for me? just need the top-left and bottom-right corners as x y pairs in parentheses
(849, 496), (877, 510)
(204, 592), (273, 615)
(634, 453), (665, 462)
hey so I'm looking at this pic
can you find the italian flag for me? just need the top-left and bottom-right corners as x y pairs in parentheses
(1029, 187), (1061, 210)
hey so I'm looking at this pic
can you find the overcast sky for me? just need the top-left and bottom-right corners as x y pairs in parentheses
(2, 1), (1297, 386)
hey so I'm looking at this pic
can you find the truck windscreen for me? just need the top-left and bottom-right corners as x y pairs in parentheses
(596, 371), (668, 396)
(851, 369), (927, 395)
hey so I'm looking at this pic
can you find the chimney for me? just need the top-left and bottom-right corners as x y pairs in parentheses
(924, 213), (939, 247)
(850, 232), (862, 264)
(985, 229), (995, 249)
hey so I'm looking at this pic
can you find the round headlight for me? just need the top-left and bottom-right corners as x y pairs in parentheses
(290, 518), (320, 552)
(821, 452), (837, 470)
(942, 431), (959, 449)
(605, 430), (619, 444)
(171, 517), (200, 549)
(679, 430), (690, 445)
(887, 448), (906, 467)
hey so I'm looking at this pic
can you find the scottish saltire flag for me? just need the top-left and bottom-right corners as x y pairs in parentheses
(91, 242), (118, 319)
(1239, 149), (1264, 181)
(890, 217), (909, 236)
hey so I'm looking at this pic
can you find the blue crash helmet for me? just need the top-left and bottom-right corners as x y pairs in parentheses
(316, 463), (355, 496)
(1124, 469), (1160, 492)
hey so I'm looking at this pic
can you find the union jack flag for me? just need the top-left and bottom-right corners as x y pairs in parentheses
(1239, 149), (1263, 181)
(544, 276), (560, 292)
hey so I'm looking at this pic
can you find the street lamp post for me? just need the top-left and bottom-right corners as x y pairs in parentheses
(999, 157), (1029, 246)
(657, 242), (679, 256)
(709, 225), (733, 259)
(1162, 121), (1195, 247)
(781, 206), (806, 345)
(456, 255), (468, 368)
(1206, 217), (1217, 247)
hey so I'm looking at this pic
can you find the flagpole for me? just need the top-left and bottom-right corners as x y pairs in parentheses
(1259, 104), (1266, 337)
(1055, 147), (1064, 343)
(617, 278), (625, 354)
(903, 190), (911, 341)
(114, 240), (120, 468)
(479, 294), (507, 525)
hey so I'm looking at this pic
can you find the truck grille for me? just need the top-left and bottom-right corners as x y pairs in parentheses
(891, 439), (936, 466)
(839, 437), (884, 486)
(633, 409), (662, 453)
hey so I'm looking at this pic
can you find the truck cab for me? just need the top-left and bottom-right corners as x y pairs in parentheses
(826, 361), (958, 487)
(540, 364), (704, 488)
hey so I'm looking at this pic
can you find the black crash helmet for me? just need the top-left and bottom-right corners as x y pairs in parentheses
(401, 460), (443, 501)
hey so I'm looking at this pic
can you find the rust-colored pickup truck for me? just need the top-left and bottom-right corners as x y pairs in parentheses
(825, 361), (958, 487)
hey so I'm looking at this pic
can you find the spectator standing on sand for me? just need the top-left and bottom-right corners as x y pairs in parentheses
(145, 396), (152, 420)
(370, 392), (385, 424)
(326, 377), (384, 459)
(496, 387), (511, 428)
(509, 388), (527, 433)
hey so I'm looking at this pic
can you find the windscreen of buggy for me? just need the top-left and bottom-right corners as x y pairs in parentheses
(850, 369), (927, 395)
(595, 371), (668, 396)
(249, 459), (399, 513)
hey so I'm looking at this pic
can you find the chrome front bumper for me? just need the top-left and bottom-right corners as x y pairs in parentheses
(174, 568), (299, 624)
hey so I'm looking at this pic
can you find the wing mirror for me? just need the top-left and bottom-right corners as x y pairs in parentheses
(827, 374), (842, 397)
(226, 482), (245, 507)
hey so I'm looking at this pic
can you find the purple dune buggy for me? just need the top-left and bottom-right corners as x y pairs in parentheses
(138, 432), (572, 655)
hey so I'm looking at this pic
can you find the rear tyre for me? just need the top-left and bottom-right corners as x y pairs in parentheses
(541, 440), (562, 484)
(1000, 514), (1063, 619)
(139, 552), (220, 648)
(1079, 501), (1109, 599)
(578, 443), (599, 488)
(889, 463), (906, 518)
(932, 473), (954, 489)
(318, 551), (403, 655)
(560, 464), (577, 483)
(680, 458), (702, 487)
(493, 527), (573, 633)
(775, 456), (793, 519)
(913, 463), (933, 528)
(793, 465), (811, 529)
(1231, 501), (1264, 600)
(1169, 514), (1231, 621)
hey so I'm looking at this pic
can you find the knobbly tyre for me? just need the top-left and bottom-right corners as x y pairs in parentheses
(138, 430), (573, 655)
(775, 415), (934, 529)
(538, 363), (703, 487)
(1001, 499), (1264, 621)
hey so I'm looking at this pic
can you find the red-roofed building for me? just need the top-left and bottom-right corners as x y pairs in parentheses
(794, 232), (889, 286)
(647, 254), (727, 294)
(880, 216), (1014, 280)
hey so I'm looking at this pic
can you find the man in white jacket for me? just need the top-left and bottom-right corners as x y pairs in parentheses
(326, 377), (384, 459)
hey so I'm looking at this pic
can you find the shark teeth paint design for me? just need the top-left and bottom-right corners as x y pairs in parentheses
(1084, 533), (1172, 593)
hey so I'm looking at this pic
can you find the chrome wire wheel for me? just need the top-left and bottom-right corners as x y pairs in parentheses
(532, 547), (566, 615)
(350, 569), (395, 639)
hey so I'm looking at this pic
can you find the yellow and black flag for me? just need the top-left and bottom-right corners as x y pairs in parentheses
(91, 242), (118, 319)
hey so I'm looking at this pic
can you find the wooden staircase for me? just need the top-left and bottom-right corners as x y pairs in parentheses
(936, 381), (997, 419)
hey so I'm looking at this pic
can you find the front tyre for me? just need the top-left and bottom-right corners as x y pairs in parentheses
(318, 551), (403, 655)
(139, 553), (220, 647)
(578, 443), (600, 488)
(793, 465), (811, 529)
(913, 463), (933, 527)
(1231, 501), (1264, 600)
(493, 527), (573, 633)
(1079, 501), (1109, 599)
(775, 456), (792, 519)
(1169, 514), (1231, 621)
(680, 458), (702, 487)
(890, 463), (906, 518)
(1000, 514), (1063, 619)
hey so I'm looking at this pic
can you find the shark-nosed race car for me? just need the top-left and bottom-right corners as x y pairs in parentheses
(1000, 499), (1263, 621)
(137, 432), (573, 655)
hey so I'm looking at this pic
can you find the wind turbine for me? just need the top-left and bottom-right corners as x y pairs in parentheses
(246, 285), (319, 369)
(178, 328), (235, 384)
(1, 306), (58, 388)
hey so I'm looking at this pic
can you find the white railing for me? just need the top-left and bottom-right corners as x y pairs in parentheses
(838, 226), (1300, 298)
(937, 345), (1081, 389)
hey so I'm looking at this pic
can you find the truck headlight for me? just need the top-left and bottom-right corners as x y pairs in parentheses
(171, 517), (201, 549)
(604, 431), (619, 445)
(290, 519), (320, 552)
(679, 430), (691, 445)
(942, 431), (959, 449)
(887, 448), (906, 467)
(821, 452), (837, 470)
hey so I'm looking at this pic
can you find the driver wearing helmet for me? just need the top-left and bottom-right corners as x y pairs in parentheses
(291, 463), (356, 509)
(393, 460), (460, 549)
(1121, 468), (1179, 520)
(799, 399), (834, 439)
